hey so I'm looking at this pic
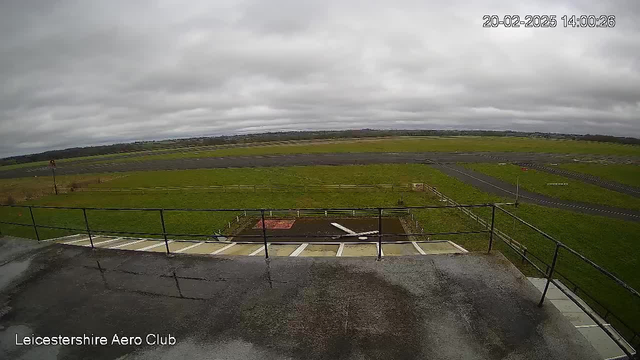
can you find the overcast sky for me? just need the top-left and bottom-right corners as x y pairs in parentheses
(1, 0), (639, 157)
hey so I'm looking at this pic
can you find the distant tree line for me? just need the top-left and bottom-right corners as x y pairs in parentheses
(1, 129), (638, 166)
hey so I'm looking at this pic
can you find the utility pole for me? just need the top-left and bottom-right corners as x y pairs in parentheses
(49, 160), (58, 195)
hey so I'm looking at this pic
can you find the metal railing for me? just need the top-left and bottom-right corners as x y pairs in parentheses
(0, 202), (637, 358)
(494, 205), (638, 359)
(0, 204), (498, 256)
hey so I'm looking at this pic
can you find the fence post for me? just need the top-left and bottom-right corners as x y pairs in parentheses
(377, 208), (382, 260)
(539, 243), (561, 307)
(159, 209), (170, 254)
(261, 210), (269, 259)
(488, 205), (496, 253)
(28, 206), (40, 241)
(82, 208), (94, 248)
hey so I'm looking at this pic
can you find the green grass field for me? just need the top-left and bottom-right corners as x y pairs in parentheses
(0, 173), (120, 203)
(557, 163), (640, 188)
(464, 163), (640, 211)
(0, 151), (140, 171)
(4, 136), (639, 172)
(88, 136), (640, 164)
(0, 163), (638, 338)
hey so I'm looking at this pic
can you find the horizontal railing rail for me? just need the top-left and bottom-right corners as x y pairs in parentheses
(0, 201), (635, 357)
(494, 205), (638, 358)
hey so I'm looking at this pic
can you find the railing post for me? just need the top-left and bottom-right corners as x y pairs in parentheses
(26, 206), (40, 241)
(82, 208), (94, 248)
(159, 209), (170, 254)
(488, 205), (496, 253)
(377, 208), (382, 260)
(261, 210), (269, 259)
(539, 243), (561, 307)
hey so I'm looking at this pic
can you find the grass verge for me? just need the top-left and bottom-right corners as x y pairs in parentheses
(557, 163), (640, 188)
(464, 163), (640, 211)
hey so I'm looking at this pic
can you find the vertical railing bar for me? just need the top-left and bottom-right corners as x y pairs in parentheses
(488, 204), (495, 252)
(539, 243), (561, 307)
(82, 208), (94, 248)
(28, 206), (40, 241)
(160, 209), (170, 254)
(261, 210), (269, 259)
(377, 208), (382, 260)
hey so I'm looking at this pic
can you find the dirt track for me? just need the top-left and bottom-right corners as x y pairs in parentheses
(430, 164), (640, 222)
(2, 151), (638, 179)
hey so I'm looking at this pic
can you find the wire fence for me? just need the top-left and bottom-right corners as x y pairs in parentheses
(66, 183), (425, 193)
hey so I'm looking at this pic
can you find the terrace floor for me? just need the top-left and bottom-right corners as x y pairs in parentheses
(0, 236), (600, 360)
(52, 233), (468, 257)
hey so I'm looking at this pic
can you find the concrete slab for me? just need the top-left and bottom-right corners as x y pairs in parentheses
(341, 243), (378, 257)
(528, 277), (635, 359)
(549, 299), (585, 313)
(300, 244), (339, 257)
(417, 241), (460, 254)
(53, 234), (87, 244)
(382, 243), (420, 256)
(94, 238), (130, 248)
(578, 326), (628, 359)
(564, 312), (598, 326)
(72, 236), (111, 247)
(117, 239), (159, 250)
(0, 246), (601, 360)
(260, 244), (299, 257)
(166, 241), (201, 253)
(181, 242), (228, 254)
(146, 241), (173, 252)
(218, 243), (263, 256)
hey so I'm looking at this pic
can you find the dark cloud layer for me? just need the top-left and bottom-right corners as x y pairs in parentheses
(1, 0), (639, 157)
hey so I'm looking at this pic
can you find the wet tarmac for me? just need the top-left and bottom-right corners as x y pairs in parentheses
(0, 238), (600, 360)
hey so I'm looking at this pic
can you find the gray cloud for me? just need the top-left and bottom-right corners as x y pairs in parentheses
(1, 0), (639, 157)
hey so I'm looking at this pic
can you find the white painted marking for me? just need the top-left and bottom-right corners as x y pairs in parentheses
(109, 239), (145, 249)
(376, 243), (384, 257)
(45, 234), (82, 242)
(604, 355), (631, 360)
(336, 243), (345, 257)
(249, 245), (268, 256)
(63, 237), (90, 245)
(331, 223), (356, 234)
(210, 243), (236, 255)
(138, 241), (173, 252)
(412, 242), (426, 255)
(575, 324), (610, 328)
(290, 243), (309, 257)
(175, 242), (204, 253)
(448, 241), (469, 253)
(90, 237), (122, 247)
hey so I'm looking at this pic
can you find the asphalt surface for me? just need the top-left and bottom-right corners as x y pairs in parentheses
(431, 164), (640, 222)
(518, 163), (640, 198)
(2, 151), (639, 179)
(0, 239), (600, 360)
